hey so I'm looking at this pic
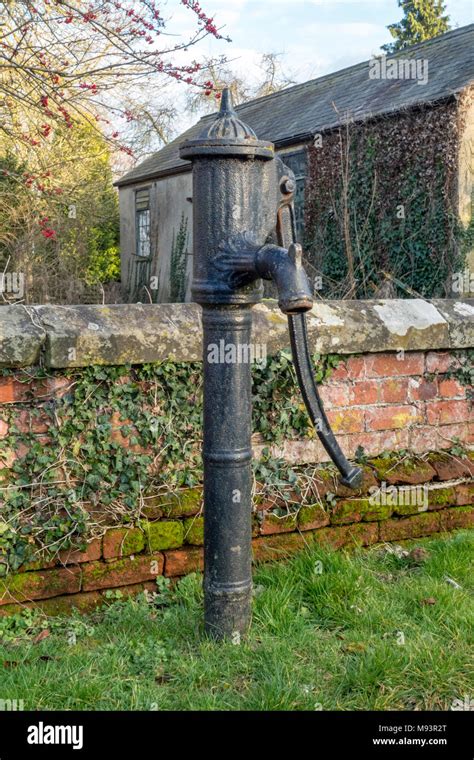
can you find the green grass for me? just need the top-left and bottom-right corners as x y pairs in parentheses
(0, 530), (473, 711)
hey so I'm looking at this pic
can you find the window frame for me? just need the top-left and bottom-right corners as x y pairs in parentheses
(134, 186), (152, 259)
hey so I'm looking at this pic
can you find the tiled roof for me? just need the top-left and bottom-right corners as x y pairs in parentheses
(116, 24), (474, 187)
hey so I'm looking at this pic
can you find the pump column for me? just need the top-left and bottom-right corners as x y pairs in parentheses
(180, 90), (274, 639)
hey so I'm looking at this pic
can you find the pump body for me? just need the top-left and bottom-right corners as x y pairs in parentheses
(180, 90), (361, 639)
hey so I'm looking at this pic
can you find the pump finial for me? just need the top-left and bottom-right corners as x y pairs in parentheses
(219, 87), (235, 115)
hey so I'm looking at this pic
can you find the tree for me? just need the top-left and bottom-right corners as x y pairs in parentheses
(0, 2), (229, 198)
(0, 117), (121, 303)
(185, 52), (295, 115)
(382, 0), (450, 53)
(0, 1), (230, 300)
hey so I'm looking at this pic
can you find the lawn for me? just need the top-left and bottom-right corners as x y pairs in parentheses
(0, 530), (472, 711)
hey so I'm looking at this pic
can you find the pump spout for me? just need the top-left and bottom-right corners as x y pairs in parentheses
(255, 242), (313, 315)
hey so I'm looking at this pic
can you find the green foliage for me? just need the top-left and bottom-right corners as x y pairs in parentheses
(169, 214), (188, 303)
(305, 105), (463, 299)
(0, 351), (341, 571)
(0, 119), (120, 302)
(382, 0), (450, 53)
(0, 531), (472, 710)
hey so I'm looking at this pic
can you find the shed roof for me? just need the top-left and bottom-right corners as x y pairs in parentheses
(116, 24), (474, 187)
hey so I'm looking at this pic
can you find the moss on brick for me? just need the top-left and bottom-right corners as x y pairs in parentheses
(380, 512), (441, 542)
(370, 455), (435, 485)
(298, 503), (329, 530)
(362, 503), (393, 521)
(183, 516), (204, 545)
(82, 554), (164, 591)
(0, 566), (81, 604)
(260, 510), (297, 535)
(427, 486), (456, 510)
(313, 522), (378, 549)
(103, 527), (145, 558)
(330, 498), (371, 525)
(140, 520), (184, 551)
(440, 506), (474, 531)
(160, 488), (202, 518)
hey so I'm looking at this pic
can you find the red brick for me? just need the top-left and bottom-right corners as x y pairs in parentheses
(409, 426), (439, 454)
(58, 539), (102, 565)
(313, 522), (378, 549)
(379, 377), (410, 404)
(408, 378), (437, 402)
(365, 352), (424, 378)
(426, 400), (470, 426)
(0, 378), (15, 404)
(164, 547), (204, 577)
(437, 424), (469, 449)
(45, 376), (73, 397)
(467, 422), (474, 444)
(428, 454), (474, 481)
(349, 380), (379, 405)
(379, 512), (440, 542)
(426, 352), (455, 374)
(366, 404), (421, 431)
(343, 430), (411, 459)
(439, 506), (474, 531)
(346, 356), (365, 380)
(260, 510), (297, 535)
(327, 408), (364, 433)
(329, 362), (349, 382)
(15, 409), (50, 434)
(343, 431), (382, 459)
(438, 378), (466, 398)
(82, 554), (164, 591)
(102, 527), (145, 559)
(0, 566), (81, 606)
(455, 482), (474, 506)
(319, 384), (350, 408)
(252, 533), (310, 563)
(0, 420), (8, 438)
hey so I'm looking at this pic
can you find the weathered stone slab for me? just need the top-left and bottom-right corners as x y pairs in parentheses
(0, 299), (471, 368)
(35, 303), (203, 367)
(254, 298), (471, 355)
(0, 305), (45, 367)
(431, 299), (474, 348)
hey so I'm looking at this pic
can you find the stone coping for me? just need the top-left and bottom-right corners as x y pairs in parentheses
(0, 298), (472, 368)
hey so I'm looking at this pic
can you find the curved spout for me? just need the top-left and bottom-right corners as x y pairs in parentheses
(255, 243), (313, 315)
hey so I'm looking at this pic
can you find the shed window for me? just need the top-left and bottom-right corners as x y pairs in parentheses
(135, 188), (151, 258)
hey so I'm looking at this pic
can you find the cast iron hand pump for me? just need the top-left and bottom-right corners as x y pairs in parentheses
(180, 89), (362, 640)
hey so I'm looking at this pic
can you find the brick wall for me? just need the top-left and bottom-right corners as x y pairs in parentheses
(0, 344), (472, 617)
(261, 350), (472, 466)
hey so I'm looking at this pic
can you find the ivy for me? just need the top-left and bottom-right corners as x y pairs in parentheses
(0, 351), (341, 573)
(304, 101), (468, 299)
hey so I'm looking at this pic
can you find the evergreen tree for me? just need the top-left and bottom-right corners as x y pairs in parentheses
(382, 0), (451, 53)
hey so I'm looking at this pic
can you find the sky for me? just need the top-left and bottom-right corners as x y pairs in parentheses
(174, 0), (473, 88)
